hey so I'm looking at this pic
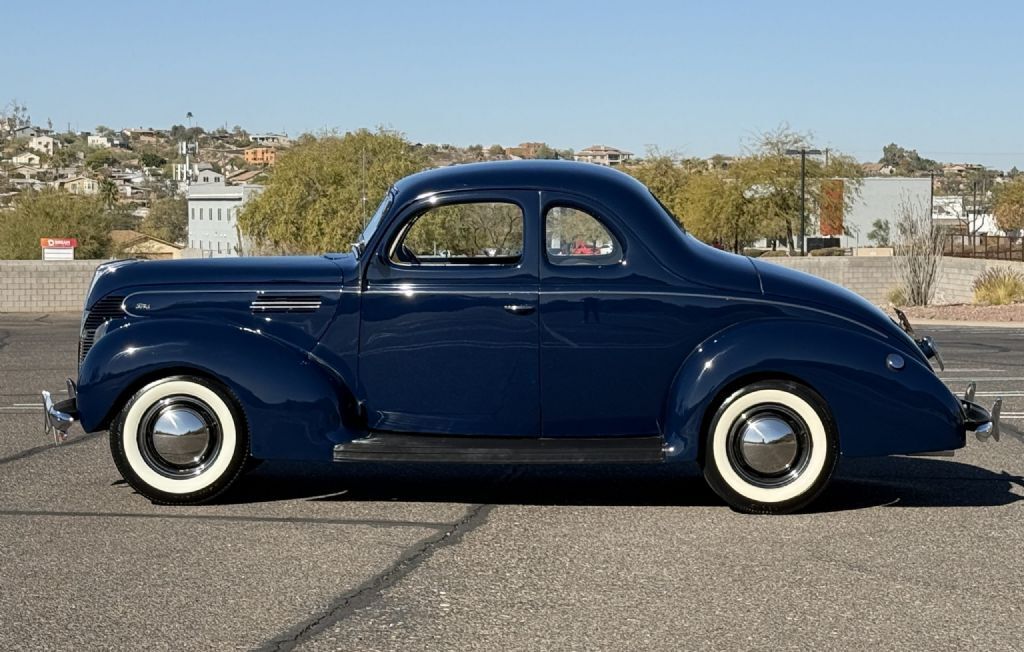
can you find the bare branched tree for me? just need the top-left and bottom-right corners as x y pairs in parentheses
(892, 194), (944, 306)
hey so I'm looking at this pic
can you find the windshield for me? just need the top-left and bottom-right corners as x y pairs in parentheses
(356, 188), (395, 251)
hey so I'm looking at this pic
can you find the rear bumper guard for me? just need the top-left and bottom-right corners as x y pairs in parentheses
(962, 381), (1002, 442)
(42, 378), (80, 444)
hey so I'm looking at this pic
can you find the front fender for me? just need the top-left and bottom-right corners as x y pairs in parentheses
(662, 319), (964, 461)
(77, 318), (362, 461)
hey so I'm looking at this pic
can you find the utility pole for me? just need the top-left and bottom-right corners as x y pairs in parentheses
(785, 148), (823, 255)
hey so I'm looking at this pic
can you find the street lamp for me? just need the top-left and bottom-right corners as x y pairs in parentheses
(785, 148), (823, 255)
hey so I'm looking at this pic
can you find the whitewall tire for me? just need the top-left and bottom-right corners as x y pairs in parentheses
(110, 375), (250, 505)
(702, 380), (838, 514)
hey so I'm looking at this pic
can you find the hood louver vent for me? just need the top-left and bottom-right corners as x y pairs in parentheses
(80, 295), (125, 365)
(250, 295), (323, 313)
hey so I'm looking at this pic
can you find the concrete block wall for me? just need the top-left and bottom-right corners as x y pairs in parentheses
(763, 255), (1024, 305)
(0, 260), (105, 313)
(2, 256), (1023, 313)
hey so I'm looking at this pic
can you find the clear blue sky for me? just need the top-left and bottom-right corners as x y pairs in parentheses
(5, 0), (1024, 169)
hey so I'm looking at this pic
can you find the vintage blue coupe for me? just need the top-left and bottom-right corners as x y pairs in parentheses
(43, 161), (1001, 513)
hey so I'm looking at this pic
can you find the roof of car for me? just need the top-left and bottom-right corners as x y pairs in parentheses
(392, 159), (648, 203)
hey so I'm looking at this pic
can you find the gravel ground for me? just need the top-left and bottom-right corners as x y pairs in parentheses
(897, 303), (1024, 322)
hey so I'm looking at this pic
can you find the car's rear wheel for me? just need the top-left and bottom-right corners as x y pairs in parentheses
(110, 375), (249, 505)
(702, 379), (838, 514)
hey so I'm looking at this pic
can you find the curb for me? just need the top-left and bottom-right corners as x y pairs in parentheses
(909, 318), (1024, 328)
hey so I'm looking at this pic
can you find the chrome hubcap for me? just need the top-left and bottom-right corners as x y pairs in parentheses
(727, 404), (811, 488)
(738, 416), (799, 475)
(138, 396), (221, 478)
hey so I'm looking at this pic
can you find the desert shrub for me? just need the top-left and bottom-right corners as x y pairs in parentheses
(760, 250), (791, 258)
(972, 267), (1024, 305)
(887, 287), (907, 306)
(743, 248), (766, 258)
(810, 247), (845, 257)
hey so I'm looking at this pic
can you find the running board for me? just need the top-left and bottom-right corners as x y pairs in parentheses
(333, 434), (665, 464)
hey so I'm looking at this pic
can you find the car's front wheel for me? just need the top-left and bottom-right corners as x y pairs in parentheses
(702, 379), (838, 514)
(110, 375), (249, 505)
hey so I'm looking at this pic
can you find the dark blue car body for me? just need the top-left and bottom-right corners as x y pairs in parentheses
(61, 153), (991, 513)
(76, 161), (970, 472)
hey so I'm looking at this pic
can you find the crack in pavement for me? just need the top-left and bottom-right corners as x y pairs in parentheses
(257, 503), (494, 652)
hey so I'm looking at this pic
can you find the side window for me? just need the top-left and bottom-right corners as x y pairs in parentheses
(545, 206), (622, 266)
(391, 201), (523, 266)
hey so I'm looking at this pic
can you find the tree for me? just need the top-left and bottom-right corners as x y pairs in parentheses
(867, 219), (891, 246)
(0, 190), (112, 259)
(140, 196), (187, 244)
(994, 179), (1024, 234)
(621, 153), (691, 220)
(141, 152), (167, 168)
(239, 128), (428, 254)
(487, 144), (506, 159)
(734, 127), (862, 252)
(534, 144), (559, 159)
(892, 195), (944, 306)
(85, 149), (119, 170)
(879, 143), (940, 174)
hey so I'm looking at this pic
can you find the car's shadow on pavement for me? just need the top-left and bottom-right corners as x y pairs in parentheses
(216, 456), (1024, 512)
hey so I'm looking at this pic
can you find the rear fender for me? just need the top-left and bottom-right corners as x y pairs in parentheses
(661, 319), (964, 460)
(77, 318), (362, 461)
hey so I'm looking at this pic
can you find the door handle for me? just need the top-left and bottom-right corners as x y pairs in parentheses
(503, 304), (536, 315)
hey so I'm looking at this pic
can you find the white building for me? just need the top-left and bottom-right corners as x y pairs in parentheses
(187, 182), (263, 257)
(250, 133), (289, 146)
(12, 152), (42, 167)
(87, 134), (112, 148)
(28, 135), (59, 156)
(574, 145), (633, 167)
(173, 162), (221, 185)
(932, 195), (1000, 235)
(815, 176), (933, 248)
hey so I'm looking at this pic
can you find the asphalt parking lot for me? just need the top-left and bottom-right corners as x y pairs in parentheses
(2, 313), (1023, 650)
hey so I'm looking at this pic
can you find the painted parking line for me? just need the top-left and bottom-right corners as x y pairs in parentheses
(941, 378), (1024, 382)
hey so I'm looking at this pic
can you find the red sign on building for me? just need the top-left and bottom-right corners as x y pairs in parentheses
(40, 238), (79, 249)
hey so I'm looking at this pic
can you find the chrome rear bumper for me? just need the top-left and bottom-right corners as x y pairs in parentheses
(962, 382), (1002, 442)
(42, 379), (79, 444)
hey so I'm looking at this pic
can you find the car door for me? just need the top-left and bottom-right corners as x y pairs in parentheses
(539, 192), (669, 438)
(359, 190), (541, 436)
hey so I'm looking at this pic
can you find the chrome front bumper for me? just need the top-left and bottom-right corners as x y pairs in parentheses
(962, 382), (1002, 442)
(42, 379), (80, 444)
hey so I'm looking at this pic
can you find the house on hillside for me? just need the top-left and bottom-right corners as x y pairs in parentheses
(110, 230), (184, 259)
(88, 134), (113, 148)
(505, 142), (546, 159)
(244, 146), (276, 166)
(10, 164), (41, 179)
(55, 176), (100, 196)
(12, 152), (42, 167)
(10, 126), (46, 139)
(250, 133), (289, 146)
(123, 128), (161, 144)
(227, 169), (262, 185)
(861, 162), (896, 176)
(195, 169), (224, 184)
(574, 145), (634, 167)
(28, 135), (59, 156)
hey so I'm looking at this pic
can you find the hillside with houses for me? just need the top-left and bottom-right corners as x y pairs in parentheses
(2, 103), (1022, 261)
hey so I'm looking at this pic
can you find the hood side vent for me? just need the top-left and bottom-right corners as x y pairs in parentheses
(250, 294), (323, 313)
